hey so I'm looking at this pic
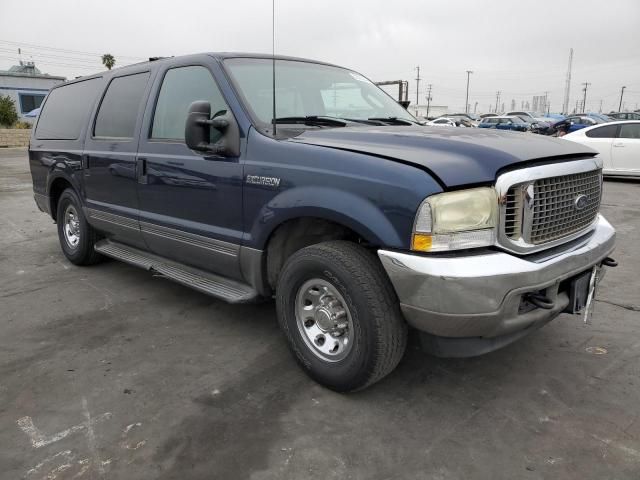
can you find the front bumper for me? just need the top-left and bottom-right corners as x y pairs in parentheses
(378, 215), (616, 347)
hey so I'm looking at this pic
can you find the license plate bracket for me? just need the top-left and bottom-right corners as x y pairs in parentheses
(567, 270), (594, 314)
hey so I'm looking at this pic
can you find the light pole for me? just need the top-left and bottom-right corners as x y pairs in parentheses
(619, 86), (626, 112)
(465, 70), (473, 114)
(582, 82), (590, 112)
(415, 66), (421, 116)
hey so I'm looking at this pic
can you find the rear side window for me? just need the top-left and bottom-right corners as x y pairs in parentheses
(619, 124), (640, 139)
(94, 72), (150, 138)
(586, 125), (617, 138)
(151, 66), (228, 141)
(35, 78), (101, 140)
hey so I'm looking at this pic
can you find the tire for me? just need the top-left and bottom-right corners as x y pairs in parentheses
(276, 241), (407, 392)
(56, 188), (103, 266)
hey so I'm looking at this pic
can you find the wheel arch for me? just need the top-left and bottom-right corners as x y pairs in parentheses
(48, 176), (76, 222)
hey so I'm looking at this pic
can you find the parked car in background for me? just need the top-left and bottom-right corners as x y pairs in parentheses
(25, 107), (41, 118)
(563, 121), (640, 177)
(586, 112), (614, 122)
(506, 111), (549, 124)
(551, 115), (602, 136)
(425, 117), (457, 127)
(543, 113), (566, 123)
(479, 113), (498, 120)
(478, 115), (530, 132)
(446, 113), (478, 126)
(609, 112), (640, 121)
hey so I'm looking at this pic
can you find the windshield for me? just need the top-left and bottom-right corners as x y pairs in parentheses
(224, 58), (416, 132)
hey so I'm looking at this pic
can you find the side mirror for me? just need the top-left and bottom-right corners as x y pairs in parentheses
(185, 101), (240, 157)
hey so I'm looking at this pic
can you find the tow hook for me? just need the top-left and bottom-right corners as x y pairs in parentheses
(526, 293), (555, 310)
(602, 257), (618, 267)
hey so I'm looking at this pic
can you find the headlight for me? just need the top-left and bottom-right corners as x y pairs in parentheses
(412, 187), (498, 252)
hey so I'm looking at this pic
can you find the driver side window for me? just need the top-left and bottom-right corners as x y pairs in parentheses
(151, 66), (228, 142)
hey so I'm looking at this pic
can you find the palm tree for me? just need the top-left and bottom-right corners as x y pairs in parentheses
(101, 54), (115, 70)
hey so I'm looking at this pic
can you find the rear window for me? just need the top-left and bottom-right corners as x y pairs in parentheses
(94, 72), (150, 138)
(619, 123), (640, 139)
(586, 125), (617, 138)
(35, 78), (102, 140)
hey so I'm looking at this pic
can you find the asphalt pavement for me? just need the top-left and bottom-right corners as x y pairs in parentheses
(1, 148), (639, 479)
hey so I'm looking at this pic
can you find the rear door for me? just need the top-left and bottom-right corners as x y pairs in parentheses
(581, 124), (618, 172)
(83, 70), (153, 249)
(612, 123), (640, 174)
(135, 60), (244, 279)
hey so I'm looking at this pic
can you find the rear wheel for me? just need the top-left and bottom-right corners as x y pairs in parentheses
(276, 241), (407, 392)
(56, 188), (102, 265)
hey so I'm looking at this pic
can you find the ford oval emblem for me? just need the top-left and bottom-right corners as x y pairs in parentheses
(575, 194), (589, 211)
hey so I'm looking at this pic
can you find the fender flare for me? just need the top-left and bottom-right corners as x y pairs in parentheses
(250, 186), (407, 249)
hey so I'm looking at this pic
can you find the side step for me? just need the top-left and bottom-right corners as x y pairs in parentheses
(95, 240), (259, 303)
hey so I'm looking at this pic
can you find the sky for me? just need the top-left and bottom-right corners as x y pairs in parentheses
(1, 0), (639, 114)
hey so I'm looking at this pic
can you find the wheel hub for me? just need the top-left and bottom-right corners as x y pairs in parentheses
(63, 205), (81, 249)
(295, 279), (354, 362)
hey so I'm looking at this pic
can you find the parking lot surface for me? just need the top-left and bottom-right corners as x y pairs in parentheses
(1, 148), (639, 479)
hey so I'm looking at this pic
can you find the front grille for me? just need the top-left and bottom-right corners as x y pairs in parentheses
(504, 189), (523, 238)
(504, 169), (602, 245)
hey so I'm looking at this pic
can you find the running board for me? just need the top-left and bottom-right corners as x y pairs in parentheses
(94, 240), (259, 303)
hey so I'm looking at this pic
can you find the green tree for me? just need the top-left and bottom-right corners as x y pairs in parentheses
(0, 95), (18, 127)
(101, 53), (116, 70)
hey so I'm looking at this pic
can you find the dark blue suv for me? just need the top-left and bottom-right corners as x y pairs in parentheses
(29, 53), (616, 391)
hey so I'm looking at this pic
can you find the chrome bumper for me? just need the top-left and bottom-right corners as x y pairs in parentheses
(378, 215), (616, 339)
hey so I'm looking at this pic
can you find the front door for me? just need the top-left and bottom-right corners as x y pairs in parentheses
(612, 123), (640, 174)
(83, 71), (152, 249)
(136, 63), (244, 279)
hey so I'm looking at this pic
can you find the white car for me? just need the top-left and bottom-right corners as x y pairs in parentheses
(425, 117), (457, 127)
(563, 121), (640, 177)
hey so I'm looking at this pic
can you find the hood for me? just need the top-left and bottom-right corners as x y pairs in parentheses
(289, 126), (596, 188)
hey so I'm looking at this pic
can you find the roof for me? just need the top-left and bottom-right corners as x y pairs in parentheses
(0, 61), (66, 81)
(73, 52), (339, 78)
(53, 52), (345, 90)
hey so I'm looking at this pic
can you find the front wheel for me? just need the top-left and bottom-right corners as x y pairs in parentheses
(276, 241), (407, 392)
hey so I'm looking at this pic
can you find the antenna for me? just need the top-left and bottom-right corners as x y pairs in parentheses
(271, 0), (277, 136)
(562, 48), (573, 115)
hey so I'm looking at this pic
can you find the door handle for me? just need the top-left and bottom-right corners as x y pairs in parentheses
(613, 142), (625, 147)
(137, 157), (148, 184)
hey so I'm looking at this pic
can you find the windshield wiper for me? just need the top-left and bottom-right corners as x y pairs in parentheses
(272, 116), (347, 127)
(367, 116), (416, 126)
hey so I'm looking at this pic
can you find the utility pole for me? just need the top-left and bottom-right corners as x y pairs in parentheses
(465, 70), (473, 114)
(495, 91), (501, 113)
(581, 82), (591, 112)
(425, 84), (433, 118)
(619, 86), (626, 112)
(599, 99), (603, 113)
(562, 48), (573, 114)
(415, 66), (421, 116)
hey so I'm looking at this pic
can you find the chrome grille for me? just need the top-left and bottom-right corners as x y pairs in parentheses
(529, 170), (601, 243)
(503, 169), (602, 245)
(504, 189), (523, 238)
